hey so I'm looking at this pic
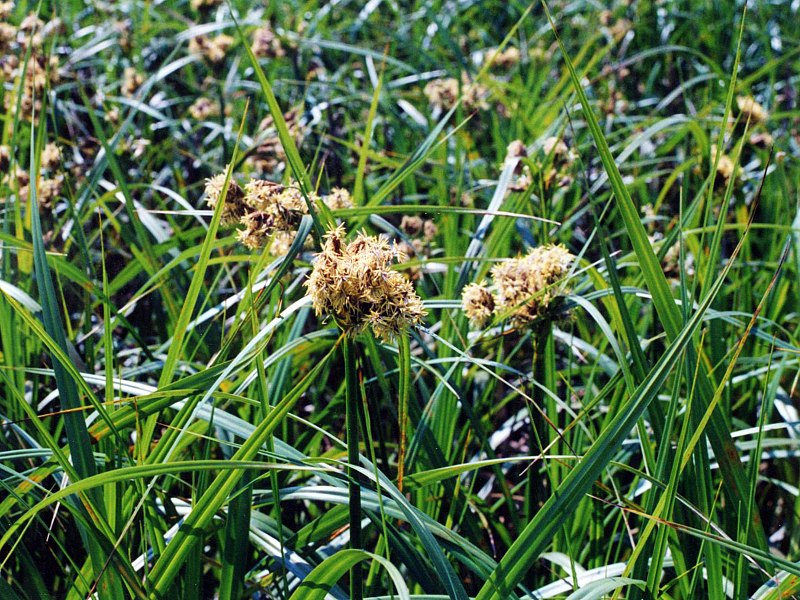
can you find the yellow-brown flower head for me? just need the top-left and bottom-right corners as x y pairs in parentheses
(490, 244), (573, 327)
(41, 143), (60, 171)
(252, 24), (284, 58)
(236, 210), (274, 250)
(0, 2), (13, 20)
(188, 97), (220, 120)
(736, 95), (767, 125)
(243, 180), (311, 228)
(710, 144), (737, 183)
(305, 225), (426, 341)
(423, 74), (489, 112)
(461, 282), (495, 328)
(236, 179), (319, 253)
(204, 172), (248, 226)
(121, 67), (143, 97)
(189, 34), (234, 64)
(322, 187), (353, 211)
(485, 46), (521, 69)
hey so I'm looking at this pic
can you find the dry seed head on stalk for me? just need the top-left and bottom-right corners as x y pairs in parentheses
(490, 244), (573, 327)
(736, 95), (767, 125)
(322, 187), (353, 211)
(204, 172), (248, 226)
(461, 282), (495, 328)
(189, 97), (219, 120)
(305, 225), (426, 341)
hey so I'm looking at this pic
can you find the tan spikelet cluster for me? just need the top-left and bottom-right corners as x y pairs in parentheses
(305, 225), (426, 341)
(189, 33), (234, 64)
(188, 96), (220, 120)
(461, 282), (495, 327)
(121, 66), (143, 97)
(204, 172), (249, 227)
(395, 215), (438, 280)
(246, 107), (307, 174)
(204, 168), (353, 255)
(484, 46), (521, 69)
(252, 24), (284, 58)
(423, 74), (489, 112)
(0, 12), (64, 122)
(462, 245), (574, 329)
(710, 144), (738, 184)
(736, 95), (767, 125)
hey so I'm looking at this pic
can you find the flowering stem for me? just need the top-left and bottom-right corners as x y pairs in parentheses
(343, 336), (363, 600)
(397, 334), (411, 492)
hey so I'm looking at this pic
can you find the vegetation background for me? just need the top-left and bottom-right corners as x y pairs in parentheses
(0, 0), (799, 598)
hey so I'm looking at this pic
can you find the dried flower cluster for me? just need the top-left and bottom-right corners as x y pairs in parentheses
(395, 215), (438, 279)
(424, 74), (489, 113)
(462, 245), (574, 329)
(0, 11), (65, 122)
(188, 96), (220, 120)
(461, 282), (495, 327)
(710, 144), (738, 184)
(736, 95), (767, 125)
(306, 225), (426, 341)
(246, 108), (307, 174)
(251, 23), (284, 59)
(189, 33), (234, 64)
(506, 137), (576, 193)
(204, 170), (353, 255)
(484, 46), (521, 69)
(121, 66), (143, 97)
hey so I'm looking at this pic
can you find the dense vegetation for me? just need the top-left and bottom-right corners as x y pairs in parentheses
(1, 0), (799, 598)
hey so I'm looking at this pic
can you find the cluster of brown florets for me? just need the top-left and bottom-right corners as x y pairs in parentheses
(189, 33), (234, 64)
(245, 108), (307, 175)
(188, 96), (220, 120)
(0, 10), (65, 122)
(423, 74), (489, 113)
(462, 245), (574, 329)
(204, 171), (353, 255)
(395, 215), (438, 279)
(506, 137), (576, 193)
(0, 142), (62, 207)
(121, 66), (143, 97)
(251, 23), (284, 59)
(483, 46), (521, 69)
(306, 225), (427, 341)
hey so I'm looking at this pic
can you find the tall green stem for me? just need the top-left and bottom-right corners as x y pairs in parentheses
(343, 336), (363, 600)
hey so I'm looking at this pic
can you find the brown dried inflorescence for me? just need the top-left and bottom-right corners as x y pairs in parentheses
(251, 24), (284, 58)
(306, 225), (426, 341)
(461, 282), (495, 328)
(423, 74), (489, 113)
(491, 245), (573, 326)
(204, 172), (249, 226)
(736, 95), (767, 125)
(189, 33), (234, 64)
(206, 167), (353, 255)
(462, 245), (574, 329)
(189, 96), (220, 120)
(246, 108), (306, 174)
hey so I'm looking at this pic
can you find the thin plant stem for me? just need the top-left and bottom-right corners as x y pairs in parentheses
(343, 335), (363, 600)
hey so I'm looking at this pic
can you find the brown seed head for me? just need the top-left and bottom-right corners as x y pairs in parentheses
(490, 244), (573, 327)
(461, 282), (495, 328)
(305, 224), (426, 341)
(204, 172), (248, 227)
